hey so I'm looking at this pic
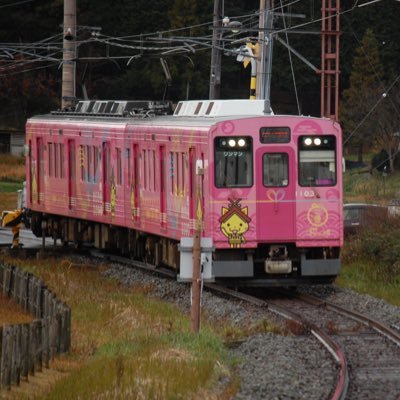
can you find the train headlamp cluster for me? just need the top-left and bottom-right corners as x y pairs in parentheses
(303, 137), (328, 146)
(222, 138), (247, 148)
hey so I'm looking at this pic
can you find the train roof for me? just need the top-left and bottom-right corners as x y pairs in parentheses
(27, 99), (336, 129)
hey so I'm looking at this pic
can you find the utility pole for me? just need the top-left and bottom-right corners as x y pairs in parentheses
(191, 161), (203, 334)
(61, 0), (77, 109)
(209, 0), (223, 100)
(257, 0), (274, 114)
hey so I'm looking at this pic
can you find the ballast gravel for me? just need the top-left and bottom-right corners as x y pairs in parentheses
(103, 263), (400, 400)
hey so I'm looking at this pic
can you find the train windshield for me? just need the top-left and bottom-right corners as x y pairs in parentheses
(214, 136), (253, 187)
(298, 135), (336, 187)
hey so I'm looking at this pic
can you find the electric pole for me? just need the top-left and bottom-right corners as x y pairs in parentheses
(61, 0), (77, 109)
(257, 0), (274, 114)
(209, 0), (223, 100)
(191, 162), (204, 334)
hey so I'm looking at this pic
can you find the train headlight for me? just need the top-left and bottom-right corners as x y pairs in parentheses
(314, 138), (322, 146)
(228, 139), (236, 147)
(304, 138), (312, 146)
(237, 138), (246, 147)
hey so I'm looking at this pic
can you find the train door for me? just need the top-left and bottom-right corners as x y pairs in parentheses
(188, 147), (196, 235)
(102, 142), (111, 214)
(131, 144), (140, 223)
(159, 145), (166, 229)
(124, 146), (131, 224)
(27, 140), (32, 205)
(36, 137), (44, 204)
(67, 140), (76, 209)
(256, 147), (295, 241)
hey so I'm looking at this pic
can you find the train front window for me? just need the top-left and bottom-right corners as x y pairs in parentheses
(299, 135), (336, 187)
(214, 136), (253, 188)
(263, 153), (288, 187)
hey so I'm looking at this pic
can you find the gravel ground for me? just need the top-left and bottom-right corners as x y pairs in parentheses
(103, 264), (400, 400)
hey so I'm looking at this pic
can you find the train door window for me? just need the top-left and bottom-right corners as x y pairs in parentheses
(94, 146), (99, 183)
(175, 152), (180, 195)
(103, 142), (111, 185)
(126, 148), (131, 186)
(148, 149), (154, 192)
(54, 143), (59, 178)
(263, 153), (289, 187)
(299, 135), (336, 187)
(214, 136), (253, 188)
(189, 148), (195, 224)
(48, 142), (53, 177)
(60, 144), (65, 178)
(152, 150), (156, 191)
(87, 145), (92, 182)
(116, 148), (122, 185)
(169, 152), (175, 195)
(142, 149), (147, 190)
(80, 145), (85, 181)
(181, 152), (186, 195)
(69, 142), (76, 179)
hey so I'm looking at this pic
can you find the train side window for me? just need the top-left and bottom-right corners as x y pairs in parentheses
(214, 136), (253, 188)
(298, 135), (336, 187)
(263, 153), (288, 187)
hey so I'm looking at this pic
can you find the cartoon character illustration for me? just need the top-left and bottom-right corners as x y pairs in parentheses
(219, 198), (251, 248)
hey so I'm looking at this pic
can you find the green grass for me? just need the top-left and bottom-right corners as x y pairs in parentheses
(337, 260), (400, 306)
(0, 181), (23, 192)
(341, 160), (400, 306)
(343, 168), (400, 204)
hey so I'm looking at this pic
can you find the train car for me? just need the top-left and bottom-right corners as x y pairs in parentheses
(25, 99), (343, 286)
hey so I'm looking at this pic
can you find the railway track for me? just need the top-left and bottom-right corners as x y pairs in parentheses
(2, 241), (400, 399)
(89, 252), (400, 399)
(263, 289), (400, 399)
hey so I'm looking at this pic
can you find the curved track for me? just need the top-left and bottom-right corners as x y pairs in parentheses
(263, 289), (400, 399)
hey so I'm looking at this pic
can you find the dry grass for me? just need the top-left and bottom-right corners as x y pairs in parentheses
(0, 192), (19, 211)
(0, 256), (236, 399)
(0, 155), (25, 182)
(0, 293), (33, 325)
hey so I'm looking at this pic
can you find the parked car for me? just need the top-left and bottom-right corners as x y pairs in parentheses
(343, 203), (388, 236)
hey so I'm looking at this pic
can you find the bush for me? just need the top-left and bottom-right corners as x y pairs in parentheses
(342, 217), (400, 282)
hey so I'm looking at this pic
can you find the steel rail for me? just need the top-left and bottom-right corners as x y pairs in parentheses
(296, 292), (400, 348)
(205, 284), (349, 400)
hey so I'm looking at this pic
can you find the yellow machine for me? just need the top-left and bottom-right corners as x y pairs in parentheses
(1, 209), (24, 248)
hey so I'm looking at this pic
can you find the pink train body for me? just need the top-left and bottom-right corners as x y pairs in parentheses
(25, 99), (343, 286)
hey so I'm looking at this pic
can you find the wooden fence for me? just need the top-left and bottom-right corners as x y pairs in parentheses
(0, 262), (71, 390)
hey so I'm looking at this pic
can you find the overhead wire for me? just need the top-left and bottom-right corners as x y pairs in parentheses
(278, 0), (301, 115)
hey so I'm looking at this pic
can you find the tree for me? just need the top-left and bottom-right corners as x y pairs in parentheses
(340, 28), (384, 162)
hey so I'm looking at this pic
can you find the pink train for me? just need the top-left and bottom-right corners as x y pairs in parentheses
(25, 99), (343, 286)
